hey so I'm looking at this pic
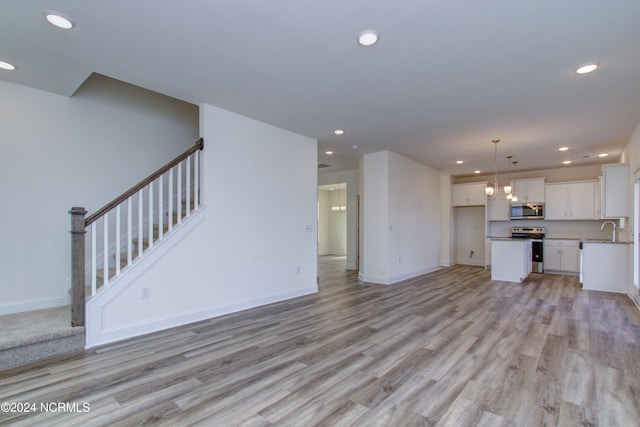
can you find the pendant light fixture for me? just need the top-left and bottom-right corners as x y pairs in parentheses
(485, 139), (500, 199)
(510, 161), (519, 202)
(504, 155), (513, 198)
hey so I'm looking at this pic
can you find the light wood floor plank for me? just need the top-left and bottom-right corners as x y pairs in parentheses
(1, 259), (640, 426)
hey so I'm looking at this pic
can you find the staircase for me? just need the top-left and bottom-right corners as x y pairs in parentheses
(0, 139), (204, 370)
(70, 138), (204, 326)
(91, 199), (197, 295)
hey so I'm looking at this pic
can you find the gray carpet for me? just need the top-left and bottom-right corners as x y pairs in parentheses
(0, 306), (85, 369)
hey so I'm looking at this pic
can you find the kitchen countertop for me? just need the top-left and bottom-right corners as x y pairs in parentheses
(544, 237), (581, 241)
(580, 239), (631, 244)
(488, 236), (631, 244)
(489, 237), (525, 241)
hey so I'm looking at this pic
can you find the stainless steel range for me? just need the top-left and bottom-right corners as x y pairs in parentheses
(511, 226), (545, 273)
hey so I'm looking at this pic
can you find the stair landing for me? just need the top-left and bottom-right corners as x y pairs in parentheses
(0, 306), (85, 370)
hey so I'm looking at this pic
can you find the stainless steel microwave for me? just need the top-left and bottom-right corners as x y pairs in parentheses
(510, 203), (544, 220)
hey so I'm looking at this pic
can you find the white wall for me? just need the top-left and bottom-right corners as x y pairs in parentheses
(360, 151), (441, 284)
(388, 152), (441, 282)
(0, 75), (198, 315)
(318, 169), (359, 269)
(440, 173), (454, 266)
(86, 104), (318, 346)
(360, 152), (390, 283)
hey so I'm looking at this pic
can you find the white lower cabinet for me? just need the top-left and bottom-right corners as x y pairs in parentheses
(544, 240), (579, 274)
(581, 242), (629, 293)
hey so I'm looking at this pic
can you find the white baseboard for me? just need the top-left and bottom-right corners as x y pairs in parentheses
(388, 266), (440, 284)
(0, 296), (68, 316)
(358, 265), (440, 285)
(86, 286), (317, 348)
(455, 259), (485, 267)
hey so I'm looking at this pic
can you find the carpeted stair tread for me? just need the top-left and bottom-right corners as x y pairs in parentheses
(0, 306), (85, 370)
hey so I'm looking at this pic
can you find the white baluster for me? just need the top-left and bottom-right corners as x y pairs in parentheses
(177, 161), (182, 224)
(158, 175), (164, 240)
(115, 205), (121, 275)
(127, 196), (133, 266)
(91, 222), (97, 295)
(138, 189), (143, 258)
(148, 181), (154, 249)
(186, 157), (191, 217)
(194, 151), (199, 208)
(103, 213), (109, 287)
(168, 168), (174, 232)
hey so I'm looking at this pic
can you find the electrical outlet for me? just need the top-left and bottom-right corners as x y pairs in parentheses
(141, 287), (150, 299)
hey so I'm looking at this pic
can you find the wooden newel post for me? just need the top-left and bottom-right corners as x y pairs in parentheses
(70, 207), (87, 327)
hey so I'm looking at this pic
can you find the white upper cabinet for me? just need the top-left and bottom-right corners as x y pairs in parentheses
(511, 178), (545, 203)
(452, 182), (486, 206)
(601, 163), (629, 218)
(545, 181), (599, 220)
(487, 188), (510, 221)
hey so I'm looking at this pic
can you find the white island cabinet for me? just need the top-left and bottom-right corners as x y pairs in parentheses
(491, 238), (532, 283)
(581, 242), (630, 293)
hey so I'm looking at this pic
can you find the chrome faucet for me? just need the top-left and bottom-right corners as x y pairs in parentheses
(601, 221), (616, 242)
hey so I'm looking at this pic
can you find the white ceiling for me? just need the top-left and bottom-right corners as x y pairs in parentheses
(2, 1), (640, 177)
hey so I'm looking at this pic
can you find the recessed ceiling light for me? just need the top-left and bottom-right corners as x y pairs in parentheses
(456, 160), (464, 164)
(563, 160), (572, 165)
(325, 151), (334, 155)
(474, 170), (481, 174)
(576, 63), (598, 74)
(0, 60), (16, 70)
(43, 11), (74, 29)
(558, 146), (569, 151)
(334, 129), (345, 135)
(358, 30), (379, 47)
(598, 153), (609, 157)
(352, 145), (359, 150)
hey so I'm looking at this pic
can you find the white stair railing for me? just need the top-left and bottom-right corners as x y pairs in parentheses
(69, 138), (203, 326)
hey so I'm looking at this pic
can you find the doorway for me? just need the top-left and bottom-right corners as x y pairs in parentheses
(318, 182), (349, 280)
(318, 183), (347, 259)
(454, 206), (485, 266)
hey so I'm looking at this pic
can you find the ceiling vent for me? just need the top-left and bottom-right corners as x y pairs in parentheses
(318, 163), (331, 169)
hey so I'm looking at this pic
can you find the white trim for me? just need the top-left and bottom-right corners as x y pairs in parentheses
(359, 266), (440, 285)
(86, 207), (206, 347)
(86, 206), (319, 348)
(387, 266), (440, 284)
(86, 285), (317, 348)
(455, 259), (484, 267)
(0, 296), (68, 316)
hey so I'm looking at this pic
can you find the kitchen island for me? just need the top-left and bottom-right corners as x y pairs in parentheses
(490, 238), (532, 283)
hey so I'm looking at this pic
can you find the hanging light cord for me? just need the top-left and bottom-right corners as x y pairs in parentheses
(493, 140), (498, 188)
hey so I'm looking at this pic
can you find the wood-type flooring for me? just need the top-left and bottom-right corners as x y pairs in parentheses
(1, 257), (640, 426)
